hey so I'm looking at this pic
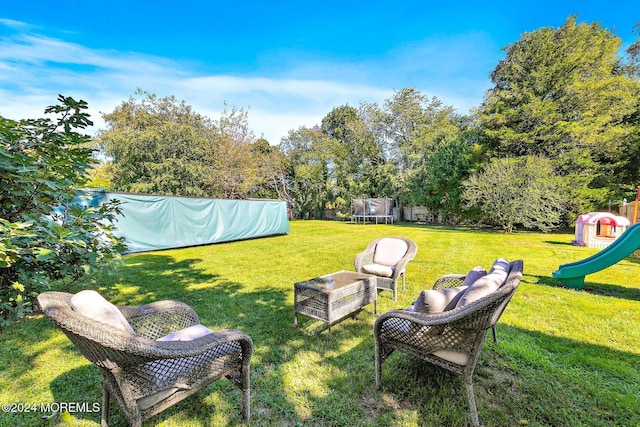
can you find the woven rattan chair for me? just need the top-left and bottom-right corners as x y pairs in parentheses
(37, 291), (253, 427)
(374, 260), (523, 427)
(354, 237), (418, 301)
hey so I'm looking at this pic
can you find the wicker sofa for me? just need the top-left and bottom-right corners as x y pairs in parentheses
(37, 291), (253, 427)
(374, 259), (523, 426)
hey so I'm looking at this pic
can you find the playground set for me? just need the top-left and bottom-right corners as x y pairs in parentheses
(553, 187), (640, 289)
(571, 212), (630, 249)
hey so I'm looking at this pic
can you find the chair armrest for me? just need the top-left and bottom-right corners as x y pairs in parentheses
(354, 251), (375, 272)
(148, 328), (254, 360)
(376, 278), (518, 349)
(119, 300), (200, 340)
(432, 274), (466, 290)
(88, 327), (253, 368)
(374, 307), (487, 355)
(389, 248), (418, 281)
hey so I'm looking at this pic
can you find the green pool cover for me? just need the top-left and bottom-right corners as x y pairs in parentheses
(85, 191), (290, 253)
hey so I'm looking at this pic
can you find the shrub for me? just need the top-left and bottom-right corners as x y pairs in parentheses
(463, 155), (565, 232)
(0, 95), (126, 327)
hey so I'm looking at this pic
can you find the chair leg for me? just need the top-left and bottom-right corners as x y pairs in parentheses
(101, 387), (109, 427)
(374, 348), (382, 389)
(242, 386), (251, 420)
(492, 326), (498, 344)
(242, 365), (251, 420)
(465, 379), (480, 427)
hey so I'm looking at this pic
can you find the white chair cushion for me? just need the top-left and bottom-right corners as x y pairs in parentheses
(433, 350), (469, 365)
(373, 238), (408, 267)
(387, 320), (470, 365)
(363, 263), (395, 278)
(413, 285), (469, 313)
(156, 324), (214, 342)
(137, 387), (181, 410)
(71, 290), (135, 334)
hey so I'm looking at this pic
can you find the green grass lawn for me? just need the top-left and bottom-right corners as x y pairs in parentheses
(1, 220), (639, 426)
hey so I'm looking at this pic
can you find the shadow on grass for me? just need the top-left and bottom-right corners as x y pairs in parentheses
(392, 222), (490, 233)
(15, 250), (640, 426)
(42, 252), (306, 426)
(543, 240), (575, 246)
(474, 324), (640, 426)
(51, 363), (250, 427)
(312, 322), (640, 426)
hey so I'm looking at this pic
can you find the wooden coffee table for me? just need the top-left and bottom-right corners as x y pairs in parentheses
(294, 270), (377, 337)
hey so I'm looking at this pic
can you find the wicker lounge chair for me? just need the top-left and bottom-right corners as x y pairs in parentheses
(354, 237), (418, 300)
(37, 291), (253, 427)
(374, 260), (523, 426)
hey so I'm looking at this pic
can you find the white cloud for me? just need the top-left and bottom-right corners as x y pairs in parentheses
(0, 21), (494, 143)
(0, 26), (397, 143)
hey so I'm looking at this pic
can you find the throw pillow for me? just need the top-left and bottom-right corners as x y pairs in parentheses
(462, 266), (487, 287)
(489, 258), (510, 274)
(71, 290), (135, 334)
(413, 285), (469, 313)
(456, 269), (508, 308)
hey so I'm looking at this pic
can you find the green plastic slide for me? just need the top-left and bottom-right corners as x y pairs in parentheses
(553, 222), (640, 289)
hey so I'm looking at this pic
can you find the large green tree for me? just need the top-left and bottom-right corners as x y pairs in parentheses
(378, 88), (470, 219)
(320, 105), (388, 216)
(97, 91), (213, 196)
(97, 91), (283, 199)
(480, 17), (640, 218)
(279, 126), (330, 219)
(0, 96), (125, 326)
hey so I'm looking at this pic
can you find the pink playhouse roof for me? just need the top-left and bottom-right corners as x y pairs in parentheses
(576, 212), (631, 226)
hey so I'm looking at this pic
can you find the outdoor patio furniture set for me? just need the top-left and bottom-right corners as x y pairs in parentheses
(38, 236), (522, 427)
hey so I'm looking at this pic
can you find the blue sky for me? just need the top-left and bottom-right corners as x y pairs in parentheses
(1, 1), (638, 143)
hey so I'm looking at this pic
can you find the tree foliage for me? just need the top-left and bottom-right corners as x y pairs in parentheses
(0, 96), (126, 326)
(463, 156), (565, 232)
(78, 18), (640, 232)
(279, 92), (477, 221)
(320, 105), (390, 214)
(480, 17), (640, 217)
(96, 90), (286, 200)
(279, 126), (330, 219)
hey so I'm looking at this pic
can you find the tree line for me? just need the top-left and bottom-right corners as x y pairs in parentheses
(2, 17), (639, 325)
(94, 17), (640, 231)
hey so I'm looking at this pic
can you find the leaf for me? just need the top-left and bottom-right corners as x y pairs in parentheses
(35, 248), (55, 261)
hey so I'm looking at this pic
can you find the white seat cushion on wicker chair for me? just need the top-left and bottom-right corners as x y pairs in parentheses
(433, 350), (469, 365)
(362, 263), (395, 278)
(71, 290), (135, 334)
(387, 318), (470, 365)
(156, 324), (213, 342)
